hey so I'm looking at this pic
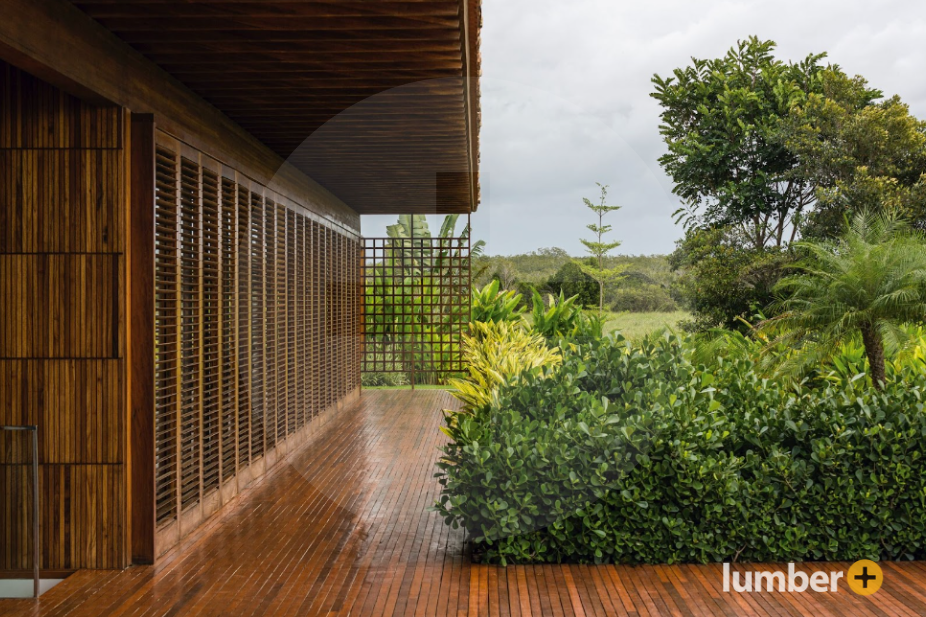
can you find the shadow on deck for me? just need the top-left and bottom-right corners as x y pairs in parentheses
(3, 390), (925, 616)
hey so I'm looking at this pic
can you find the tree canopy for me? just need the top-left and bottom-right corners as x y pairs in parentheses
(652, 37), (836, 248)
(652, 36), (926, 248)
(655, 36), (926, 330)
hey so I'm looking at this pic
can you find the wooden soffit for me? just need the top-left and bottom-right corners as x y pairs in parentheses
(71, 0), (482, 214)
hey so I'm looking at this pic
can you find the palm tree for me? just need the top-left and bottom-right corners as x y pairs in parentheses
(761, 211), (926, 389)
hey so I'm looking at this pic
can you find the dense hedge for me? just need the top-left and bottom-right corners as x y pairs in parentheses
(435, 334), (926, 565)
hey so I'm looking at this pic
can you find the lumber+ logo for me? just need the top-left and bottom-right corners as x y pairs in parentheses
(722, 560), (882, 596)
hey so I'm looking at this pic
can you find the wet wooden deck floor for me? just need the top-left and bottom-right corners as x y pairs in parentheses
(3, 389), (926, 616)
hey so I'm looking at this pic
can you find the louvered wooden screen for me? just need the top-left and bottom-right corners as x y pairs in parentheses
(153, 134), (360, 556)
(154, 146), (179, 526)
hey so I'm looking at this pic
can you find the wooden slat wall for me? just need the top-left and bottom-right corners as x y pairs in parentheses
(152, 131), (361, 557)
(0, 60), (128, 570)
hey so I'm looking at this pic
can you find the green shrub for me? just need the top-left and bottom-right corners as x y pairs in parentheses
(529, 289), (583, 339)
(609, 283), (678, 313)
(445, 321), (561, 423)
(546, 261), (599, 308)
(669, 226), (790, 331)
(471, 280), (526, 324)
(435, 333), (926, 565)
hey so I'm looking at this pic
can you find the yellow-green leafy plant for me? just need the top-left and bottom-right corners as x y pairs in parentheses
(471, 279), (525, 324)
(444, 321), (561, 427)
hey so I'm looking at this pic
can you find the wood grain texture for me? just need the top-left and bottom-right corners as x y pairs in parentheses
(0, 0), (361, 229)
(129, 113), (156, 565)
(0, 0), (478, 216)
(0, 60), (128, 571)
(0, 151), (125, 254)
(0, 360), (124, 464)
(0, 254), (123, 359)
(2, 390), (925, 616)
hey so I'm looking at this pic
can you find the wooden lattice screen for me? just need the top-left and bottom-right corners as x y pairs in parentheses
(361, 234), (471, 385)
(153, 134), (360, 555)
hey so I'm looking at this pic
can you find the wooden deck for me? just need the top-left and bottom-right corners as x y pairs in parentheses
(3, 389), (926, 616)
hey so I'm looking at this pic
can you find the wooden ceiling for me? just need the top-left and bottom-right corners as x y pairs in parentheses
(71, 1), (481, 214)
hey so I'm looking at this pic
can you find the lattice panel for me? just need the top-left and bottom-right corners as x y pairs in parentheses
(152, 135), (360, 554)
(361, 235), (471, 384)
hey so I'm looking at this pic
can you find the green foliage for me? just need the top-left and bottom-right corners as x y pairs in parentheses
(364, 214), (482, 384)
(471, 280), (526, 324)
(473, 253), (679, 314)
(669, 226), (790, 330)
(529, 289), (584, 340)
(653, 36), (926, 245)
(600, 311), (691, 342)
(817, 327), (926, 388)
(436, 333), (926, 565)
(652, 37), (835, 248)
(760, 211), (926, 388)
(473, 248), (572, 289)
(360, 370), (409, 388)
(444, 321), (561, 423)
(689, 320), (926, 391)
(547, 261), (598, 308)
(782, 70), (926, 236)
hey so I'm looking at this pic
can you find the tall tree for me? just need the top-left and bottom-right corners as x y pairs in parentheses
(577, 183), (625, 314)
(761, 212), (926, 389)
(652, 37), (845, 249)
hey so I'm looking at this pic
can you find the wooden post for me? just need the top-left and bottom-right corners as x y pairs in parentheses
(129, 113), (156, 565)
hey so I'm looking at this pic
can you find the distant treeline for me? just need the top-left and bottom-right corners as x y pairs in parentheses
(473, 248), (682, 313)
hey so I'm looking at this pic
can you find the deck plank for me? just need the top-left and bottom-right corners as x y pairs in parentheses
(3, 390), (926, 616)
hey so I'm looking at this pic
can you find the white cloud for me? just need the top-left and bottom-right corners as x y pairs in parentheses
(363, 0), (926, 256)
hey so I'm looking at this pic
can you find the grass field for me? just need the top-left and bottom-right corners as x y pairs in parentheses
(524, 310), (691, 341)
(599, 310), (690, 341)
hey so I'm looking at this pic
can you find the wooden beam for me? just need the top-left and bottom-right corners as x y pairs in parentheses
(129, 113), (156, 565)
(0, 0), (359, 232)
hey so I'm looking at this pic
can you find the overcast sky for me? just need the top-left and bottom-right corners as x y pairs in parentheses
(361, 0), (926, 256)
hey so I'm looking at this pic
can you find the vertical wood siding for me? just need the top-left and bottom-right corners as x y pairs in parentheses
(0, 60), (127, 570)
(152, 133), (361, 557)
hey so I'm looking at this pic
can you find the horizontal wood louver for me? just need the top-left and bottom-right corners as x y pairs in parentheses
(249, 191), (266, 460)
(287, 209), (298, 436)
(154, 145), (180, 527)
(152, 132), (360, 556)
(275, 201), (287, 444)
(310, 221), (321, 421)
(236, 186), (252, 469)
(220, 178), (238, 484)
(323, 227), (333, 413)
(178, 157), (202, 512)
(263, 197), (277, 452)
(295, 216), (306, 432)
(201, 167), (221, 497)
